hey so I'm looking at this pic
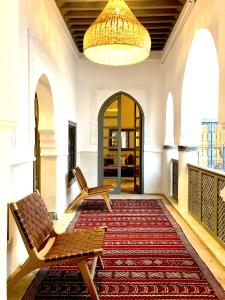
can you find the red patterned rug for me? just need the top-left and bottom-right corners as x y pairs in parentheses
(23, 199), (225, 299)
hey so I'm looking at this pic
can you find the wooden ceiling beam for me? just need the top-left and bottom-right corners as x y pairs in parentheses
(61, 0), (182, 11)
(55, 0), (185, 53)
(71, 28), (170, 35)
(65, 8), (179, 18)
(67, 16), (177, 24)
(70, 22), (174, 31)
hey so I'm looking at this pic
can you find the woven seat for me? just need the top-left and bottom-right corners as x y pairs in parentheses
(66, 166), (113, 212)
(44, 228), (104, 262)
(8, 190), (106, 300)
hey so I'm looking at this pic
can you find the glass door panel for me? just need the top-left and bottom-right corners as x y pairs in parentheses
(105, 101), (118, 116)
(99, 94), (142, 194)
(101, 97), (121, 193)
(103, 117), (118, 127)
(121, 177), (134, 192)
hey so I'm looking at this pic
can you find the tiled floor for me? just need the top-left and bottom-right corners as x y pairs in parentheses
(7, 194), (225, 300)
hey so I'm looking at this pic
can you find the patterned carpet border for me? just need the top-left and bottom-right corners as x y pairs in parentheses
(158, 201), (225, 300)
(22, 199), (225, 300)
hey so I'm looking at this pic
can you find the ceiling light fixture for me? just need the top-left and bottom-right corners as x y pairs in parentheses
(83, 0), (151, 66)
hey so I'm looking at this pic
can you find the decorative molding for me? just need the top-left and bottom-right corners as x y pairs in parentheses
(39, 129), (68, 157)
(0, 120), (17, 129)
(178, 145), (198, 152)
(39, 129), (57, 157)
(89, 84), (151, 146)
(0, 120), (17, 149)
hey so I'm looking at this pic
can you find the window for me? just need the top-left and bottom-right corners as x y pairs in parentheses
(199, 121), (225, 171)
(68, 121), (77, 185)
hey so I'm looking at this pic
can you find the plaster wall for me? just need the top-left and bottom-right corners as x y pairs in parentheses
(1, 0), (80, 290)
(77, 59), (164, 192)
(161, 0), (225, 145)
(2, 0), (225, 298)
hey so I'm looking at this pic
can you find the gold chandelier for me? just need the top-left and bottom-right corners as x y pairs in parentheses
(83, 0), (151, 66)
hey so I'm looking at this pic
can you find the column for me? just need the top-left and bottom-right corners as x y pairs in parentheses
(178, 145), (198, 212)
(162, 145), (177, 196)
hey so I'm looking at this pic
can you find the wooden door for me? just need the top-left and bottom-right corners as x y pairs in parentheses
(134, 103), (142, 193)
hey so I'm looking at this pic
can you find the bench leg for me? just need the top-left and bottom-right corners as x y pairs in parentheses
(97, 256), (104, 269)
(102, 193), (112, 213)
(7, 258), (37, 290)
(65, 192), (84, 212)
(78, 260), (99, 300)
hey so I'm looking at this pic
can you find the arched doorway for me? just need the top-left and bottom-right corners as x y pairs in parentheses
(98, 92), (144, 194)
(33, 74), (56, 210)
(181, 28), (219, 146)
(181, 28), (220, 169)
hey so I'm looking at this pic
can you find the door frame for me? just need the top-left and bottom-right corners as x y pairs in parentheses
(33, 93), (41, 191)
(98, 91), (144, 193)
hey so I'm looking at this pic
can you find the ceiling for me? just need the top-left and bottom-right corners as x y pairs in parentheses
(55, 0), (186, 53)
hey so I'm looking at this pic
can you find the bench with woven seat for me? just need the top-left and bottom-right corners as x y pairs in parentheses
(66, 166), (114, 212)
(8, 190), (106, 300)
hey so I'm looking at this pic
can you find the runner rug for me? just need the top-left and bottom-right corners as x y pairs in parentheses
(23, 199), (225, 299)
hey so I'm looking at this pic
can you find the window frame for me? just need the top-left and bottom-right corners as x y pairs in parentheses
(68, 121), (77, 186)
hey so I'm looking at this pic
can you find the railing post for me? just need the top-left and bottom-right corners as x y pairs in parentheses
(214, 176), (219, 236)
(162, 145), (177, 196)
(178, 146), (198, 212)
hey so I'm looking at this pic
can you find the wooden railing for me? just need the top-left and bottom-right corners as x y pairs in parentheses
(188, 164), (225, 246)
(172, 159), (178, 201)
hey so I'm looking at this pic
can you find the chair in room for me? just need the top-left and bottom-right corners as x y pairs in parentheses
(66, 166), (113, 213)
(8, 190), (106, 300)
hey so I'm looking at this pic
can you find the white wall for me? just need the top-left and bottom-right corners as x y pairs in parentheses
(2, 0), (225, 298)
(161, 0), (225, 145)
(77, 59), (164, 192)
(0, 0), (80, 295)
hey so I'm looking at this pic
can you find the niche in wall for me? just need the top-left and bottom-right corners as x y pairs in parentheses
(68, 121), (77, 186)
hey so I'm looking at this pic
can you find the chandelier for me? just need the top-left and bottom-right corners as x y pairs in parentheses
(83, 0), (151, 66)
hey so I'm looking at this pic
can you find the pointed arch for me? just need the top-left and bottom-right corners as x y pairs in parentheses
(98, 91), (144, 120)
(98, 91), (144, 194)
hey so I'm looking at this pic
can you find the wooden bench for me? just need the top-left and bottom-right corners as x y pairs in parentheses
(8, 190), (106, 300)
(66, 166), (114, 212)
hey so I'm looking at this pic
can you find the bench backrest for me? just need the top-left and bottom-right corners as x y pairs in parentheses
(10, 191), (54, 252)
(73, 167), (88, 190)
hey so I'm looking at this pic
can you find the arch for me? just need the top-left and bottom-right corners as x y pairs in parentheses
(35, 74), (55, 131)
(165, 92), (174, 145)
(98, 91), (145, 119)
(181, 28), (219, 145)
(98, 91), (144, 194)
(34, 74), (56, 211)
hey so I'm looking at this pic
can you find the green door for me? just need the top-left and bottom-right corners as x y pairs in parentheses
(134, 103), (142, 193)
(99, 95), (121, 193)
(99, 93), (143, 194)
